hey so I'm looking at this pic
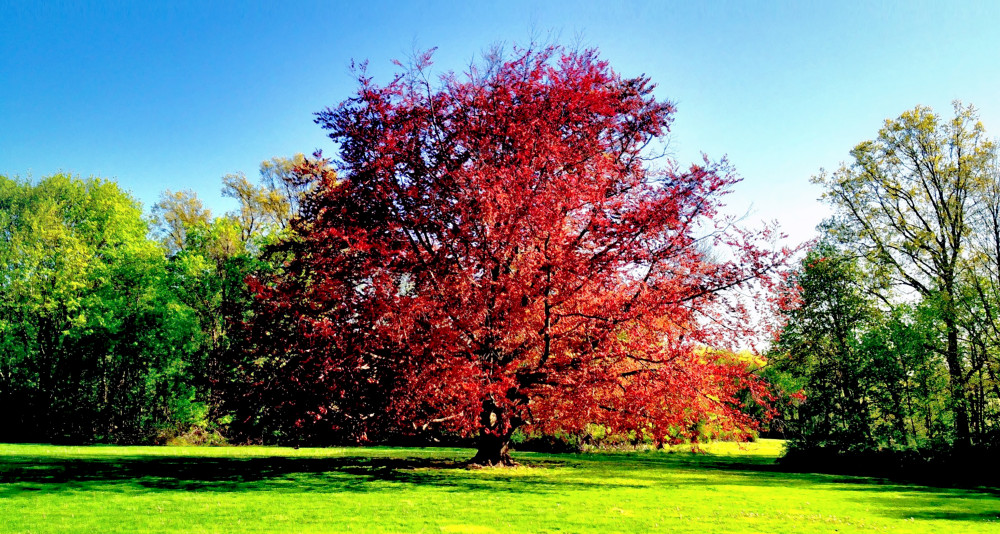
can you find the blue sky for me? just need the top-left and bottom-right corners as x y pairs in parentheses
(3, 1), (999, 247)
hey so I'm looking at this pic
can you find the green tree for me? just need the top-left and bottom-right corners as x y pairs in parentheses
(150, 189), (213, 255)
(147, 156), (320, 433)
(773, 246), (879, 449)
(814, 103), (995, 447)
(0, 174), (204, 442)
(220, 153), (318, 245)
(258, 153), (314, 225)
(773, 244), (945, 451)
(960, 152), (1000, 442)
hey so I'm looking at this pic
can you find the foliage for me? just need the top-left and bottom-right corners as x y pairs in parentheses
(508, 428), (584, 453)
(161, 425), (230, 446)
(148, 157), (318, 440)
(0, 174), (205, 442)
(149, 189), (214, 255)
(770, 245), (954, 451)
(779, 103), (1000, 461)
(813, 102), (997, 447)
(243, 46), (789, 463)
(0, 161), (306, 444)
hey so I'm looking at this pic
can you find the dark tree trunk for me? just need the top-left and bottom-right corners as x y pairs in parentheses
(468, 399), (517, 467)
(944, 314), (973, 449)
(470, 431), (514, 466)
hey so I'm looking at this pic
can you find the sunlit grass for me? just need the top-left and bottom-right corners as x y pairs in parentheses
(1, 440), (997, 533)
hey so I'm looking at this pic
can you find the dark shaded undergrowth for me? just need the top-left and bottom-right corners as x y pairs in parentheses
(778, 445), (1000, 489)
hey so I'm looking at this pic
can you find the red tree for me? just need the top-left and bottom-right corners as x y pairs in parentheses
(245, 46), (787, 464)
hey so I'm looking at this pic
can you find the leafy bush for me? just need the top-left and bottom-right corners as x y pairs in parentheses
(159, 426), (229, 447)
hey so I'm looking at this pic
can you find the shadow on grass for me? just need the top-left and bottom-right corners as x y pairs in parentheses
(859, 494), (1000, 522)
(597, 447), (1000, 493)
(0, 454), (628, 496)
(2, 447), (998, 524)
(557, 448), (1000, 521)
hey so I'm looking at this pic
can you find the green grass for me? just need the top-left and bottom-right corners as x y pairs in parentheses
(1, 439), (998, 533)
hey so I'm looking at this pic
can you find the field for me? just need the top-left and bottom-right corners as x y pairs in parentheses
(1, 440), (998, 533)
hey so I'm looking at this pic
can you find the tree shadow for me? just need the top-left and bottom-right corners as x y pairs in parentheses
(554, 448), (1000, 523)
(0, 453), (633, 496)
(3, 447), (999, 525)
(853, 493), (1000, 523)
(610, 448), (1000, 494)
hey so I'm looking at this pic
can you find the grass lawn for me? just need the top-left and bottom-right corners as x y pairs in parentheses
(1, 439), (998, 533)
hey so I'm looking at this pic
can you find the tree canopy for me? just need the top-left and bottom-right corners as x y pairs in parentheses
(0, 174), (202, 442)
(242, 47), (788, 464)
(774, 103), (1000, 459)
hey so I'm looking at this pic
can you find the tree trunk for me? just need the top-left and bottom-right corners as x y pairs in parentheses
(945, 315), (973, 449)
(470, 431), (514, 466)
(468, 399), (517, 467)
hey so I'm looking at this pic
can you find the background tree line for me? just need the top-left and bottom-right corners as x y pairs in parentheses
(770, 103), (1000, 469)
(0, 155), (309, 444)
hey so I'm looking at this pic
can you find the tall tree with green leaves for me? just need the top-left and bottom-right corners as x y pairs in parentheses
(773, 245), (878, 448)
(773, 244), (949, 450)
(150, 189), (214, 255)
(814, 103), (995, 447)
(148, 156), (321, 432)
(0, 174), (204, 442)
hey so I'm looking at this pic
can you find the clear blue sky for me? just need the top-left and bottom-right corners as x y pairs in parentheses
(3, 1), (999, 247)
